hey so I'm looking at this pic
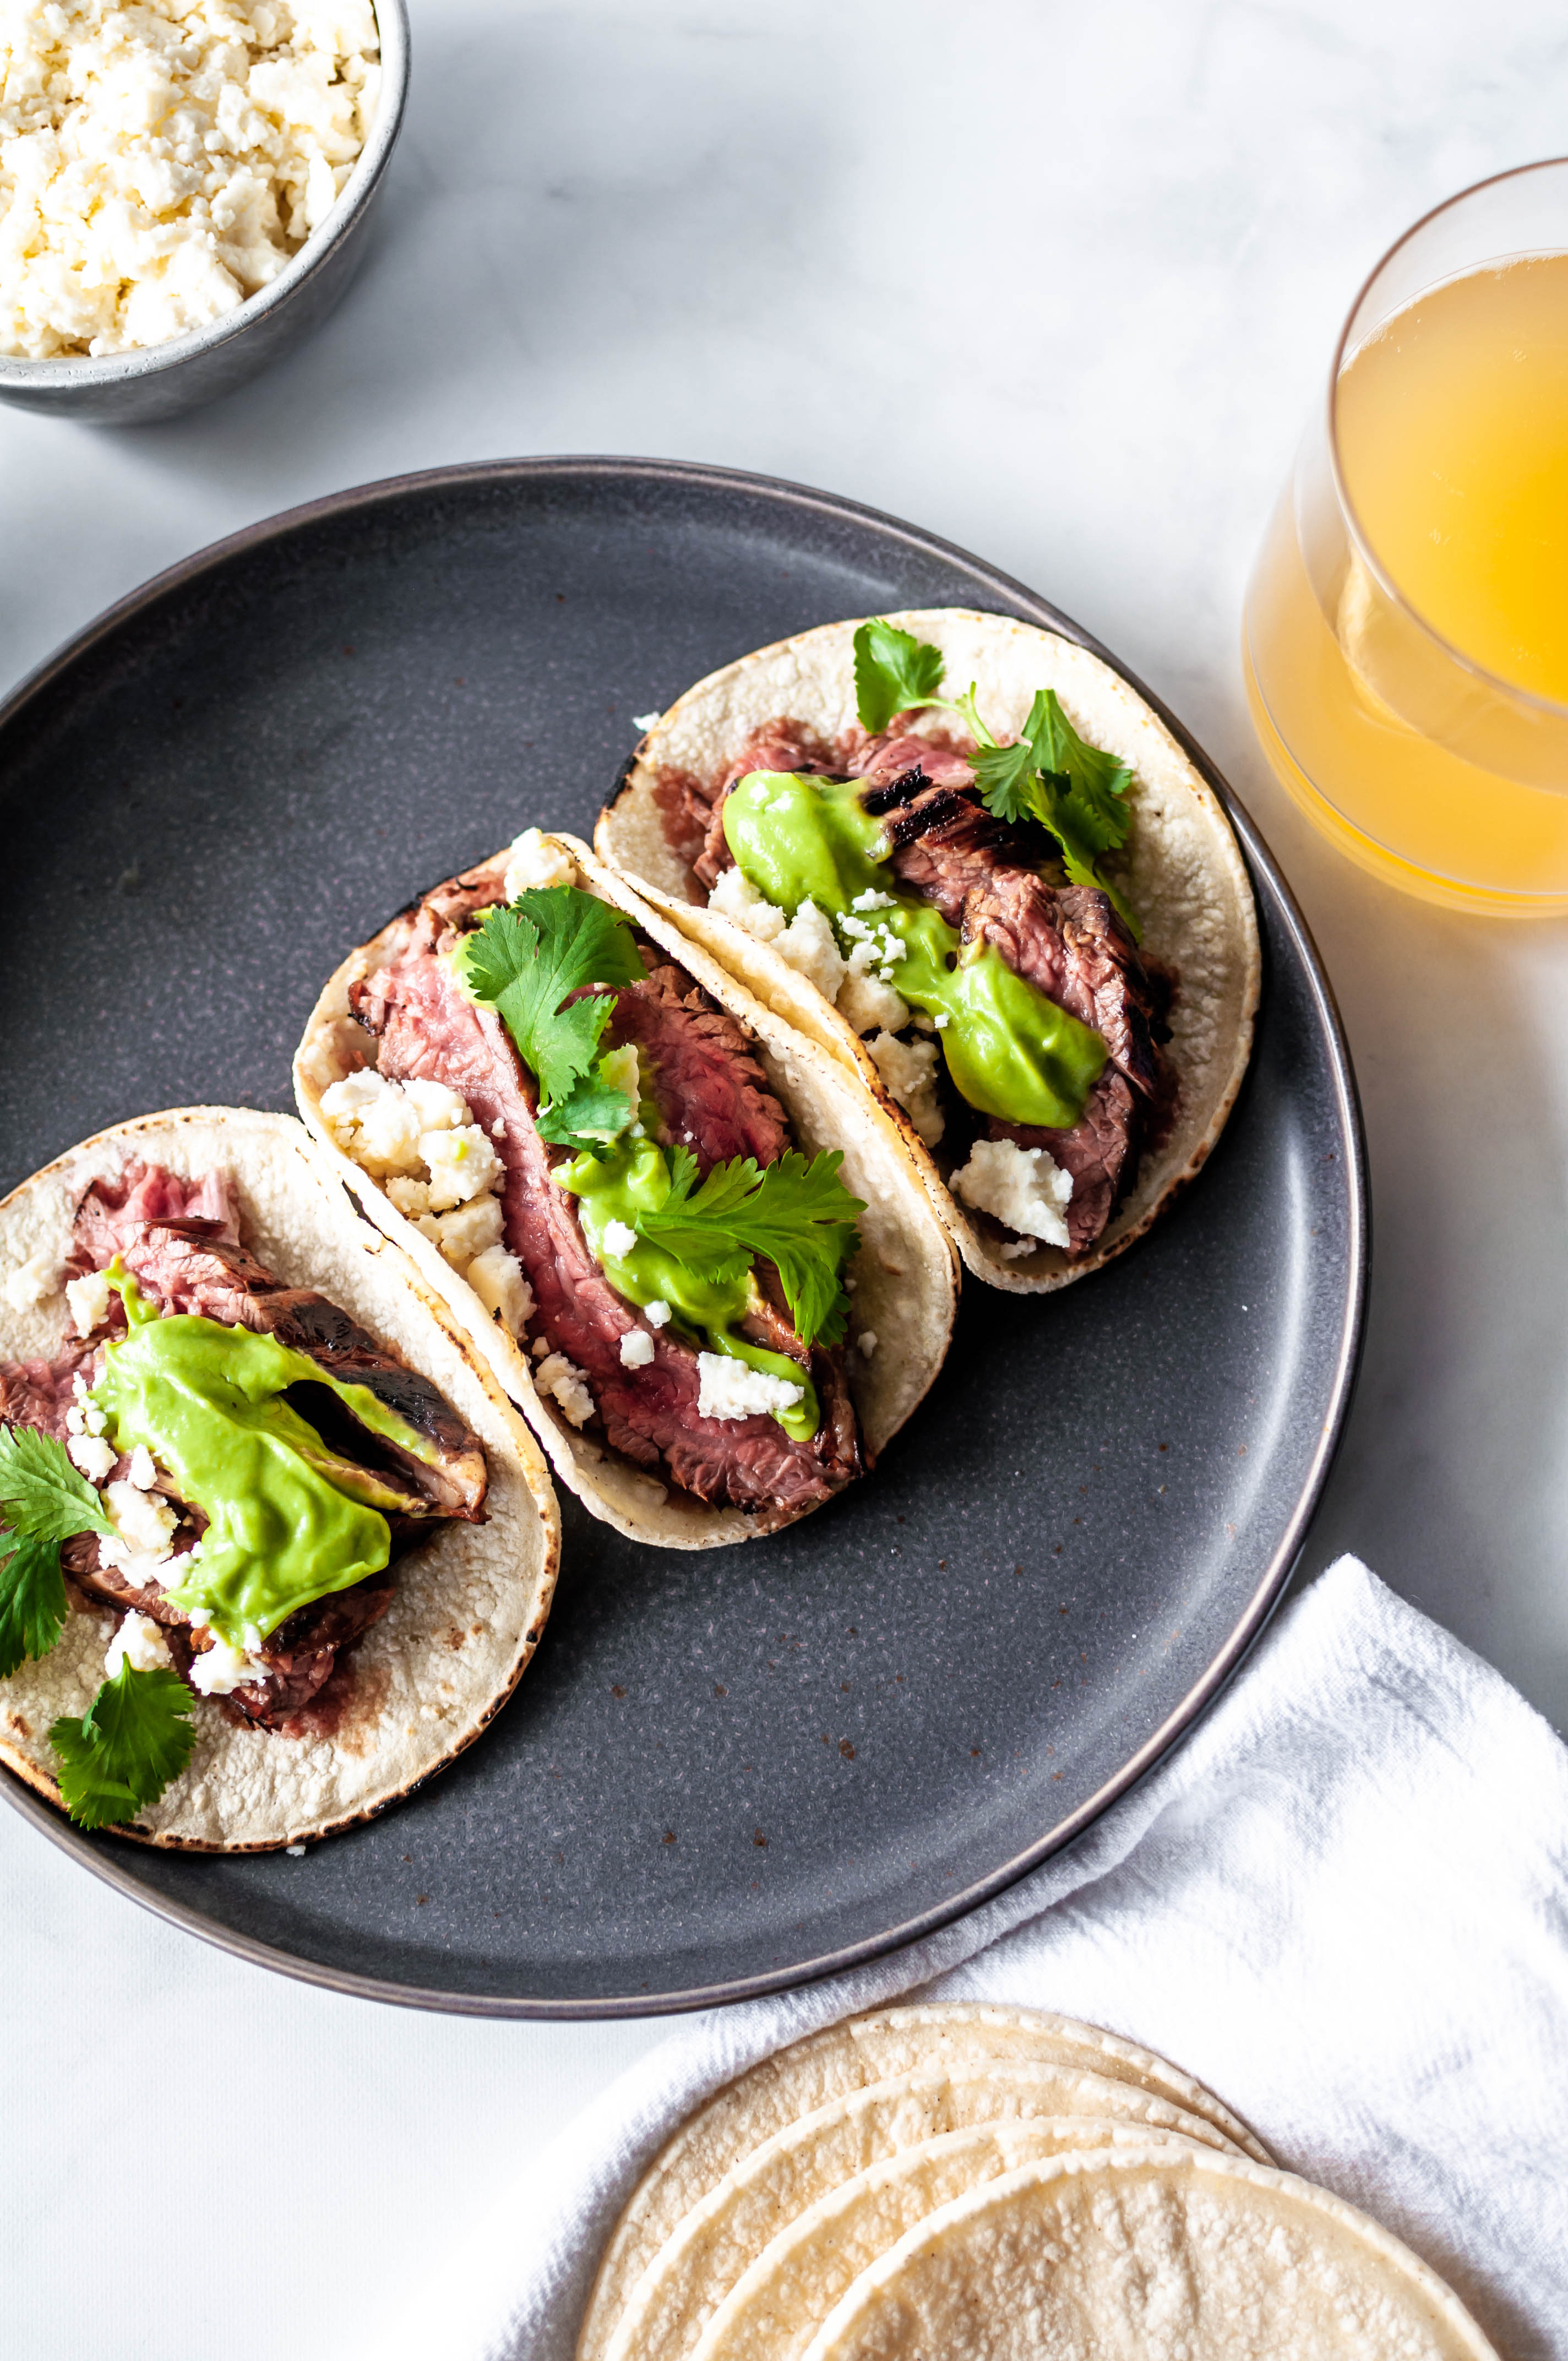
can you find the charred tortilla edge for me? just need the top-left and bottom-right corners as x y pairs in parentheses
(0, 1107), (560, 1852)
(595, 610), (1261, 1294)
(293, 836), (960, 1553)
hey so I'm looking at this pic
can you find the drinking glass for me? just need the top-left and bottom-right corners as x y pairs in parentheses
(1244, 159), (1568, 913)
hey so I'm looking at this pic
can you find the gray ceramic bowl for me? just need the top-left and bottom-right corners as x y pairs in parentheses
(0, 0), (408, 426)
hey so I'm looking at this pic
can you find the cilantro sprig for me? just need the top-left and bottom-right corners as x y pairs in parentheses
(461, 887), (648, 1155)
(1, 1422), (197, 1830)
(851, 620), (1140, 938)
(0, 1425), (112, 1680)
(638, 1148), (864, 1348)
(50, 1661), (195, 1834)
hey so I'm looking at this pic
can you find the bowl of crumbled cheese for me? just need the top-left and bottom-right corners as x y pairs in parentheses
(0, 0), (407, 422)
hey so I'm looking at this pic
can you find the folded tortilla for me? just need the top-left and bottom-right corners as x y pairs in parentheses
(596, 610), (1261, 1293)
(0, 1107), (560, 1852)
(295, 834), (960, 1551)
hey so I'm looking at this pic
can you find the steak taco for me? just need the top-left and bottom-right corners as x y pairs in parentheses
(295, 833), (959, 1550)
(596, 610), (1260, 1291)
(0, 1107), (559, 1850)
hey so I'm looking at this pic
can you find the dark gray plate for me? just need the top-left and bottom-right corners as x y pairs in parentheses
(0, 459), (1364, 2015)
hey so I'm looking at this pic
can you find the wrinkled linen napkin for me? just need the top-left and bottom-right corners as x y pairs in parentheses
(401, 1557), (1568, 2361)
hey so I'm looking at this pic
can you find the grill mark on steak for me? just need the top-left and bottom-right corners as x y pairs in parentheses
(349, 893), (861, 1517)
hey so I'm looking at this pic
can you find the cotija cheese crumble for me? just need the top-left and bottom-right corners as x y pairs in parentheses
(1, 0), (380, 359)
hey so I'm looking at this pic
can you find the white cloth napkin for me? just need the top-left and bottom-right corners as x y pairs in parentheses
(398, 1557), (1568, 2361)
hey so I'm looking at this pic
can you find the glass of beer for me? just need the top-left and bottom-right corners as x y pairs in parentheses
(1244, 159), (1568, 913)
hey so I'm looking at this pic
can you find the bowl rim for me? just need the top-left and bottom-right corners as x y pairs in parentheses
(0, 0), (410, 391)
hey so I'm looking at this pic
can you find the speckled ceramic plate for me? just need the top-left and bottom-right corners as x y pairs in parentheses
(0, 459), (1365, 2015)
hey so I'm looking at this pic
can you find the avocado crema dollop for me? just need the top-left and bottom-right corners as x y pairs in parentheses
(560, 1133), (822, 1443)
(723, 773), (1107, 1132)
(90, 1270), (442, 1648)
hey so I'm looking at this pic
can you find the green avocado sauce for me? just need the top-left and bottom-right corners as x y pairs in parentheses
(558, 1135), (821, 1444)
(722, 772), (1107, 1131)
(88, 1269), (432, 1649)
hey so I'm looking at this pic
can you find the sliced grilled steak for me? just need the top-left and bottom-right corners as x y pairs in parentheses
(687, 717), (839, 889)
(349, 891), (861, 1518)
(0, 1342), (99, 1442)
(198, 1576), (396, 1729)
(584, 962), (791, 1174)
(988, 1073), (1143, 1257)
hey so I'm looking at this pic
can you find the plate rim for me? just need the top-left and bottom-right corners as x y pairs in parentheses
(0, 453), (1369, 2017)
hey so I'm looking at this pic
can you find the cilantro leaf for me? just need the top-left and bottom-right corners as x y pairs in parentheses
(968, 688), (1141, 939)
(0, 1535), (68, 1679)
(853, 620), (949, 735)
(461, 888), (647, 1105)
(639, 1149), (864, 1347)
(1028, 690), (1136, 856)
(535, 1071), (638, 1156)
(0, 1426), (116, 1679)
(50, 1661), (195, 1832)
(968, 690), (1055, 824)
(0, 1423), (115, 1546)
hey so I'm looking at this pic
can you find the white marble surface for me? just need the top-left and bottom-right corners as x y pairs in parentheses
(4, 3), (1567, 2354)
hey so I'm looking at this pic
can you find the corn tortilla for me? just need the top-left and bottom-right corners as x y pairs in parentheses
(295, 833), (960, 1552)
(596, 611), (1260, 1293)
(0, 1107), (560, 1851)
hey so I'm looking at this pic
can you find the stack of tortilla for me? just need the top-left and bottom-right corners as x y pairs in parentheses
(577, 2003), (1496, 2361)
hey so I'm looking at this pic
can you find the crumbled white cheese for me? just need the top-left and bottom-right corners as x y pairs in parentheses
(105, 1477), (179, 1557)
(415, 1192), (504, 1270)
(401, 1078), (471, 1131)
(104, 1608), (171, 1677)
(835, 966), (908, 1037)
(64, 1267), (113, 1336)
(502, 827), (577, 900)
(536, 1350), (594, 1428)
(189, 1630), (265, 1696)
(858, 1330), (878, 1358)
(771, 897), (846, 1000)
(3, 1248), (59, 1312)
(0, 0), (381, 362)
(867, 1030), (945, 1149)
(127, 1444), (158, 1490)
(465, 1244), (533, 1337)
(322, 1070), (473, 1177)
(619, 1329), (655, 1369)
(421, 1124), (502, 1210)
(631, 710), (662, 732)
(67, 1433), (116, 1482)
(645, 1298), (671, 1328)
(950, 1138), (1074, 1249)
(82, 1402), (106, 1436)
(491, 1118), (507, 1140)
(65, 1406), (84, 1436)
(602, 1218), (638, 1259)
(696, 1352), (804, 1423)
(384, 1174), (432, 1217)
(850, 888), (895, 912)
(841, 913), (905, 982)
(708, 862), (785, 941)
